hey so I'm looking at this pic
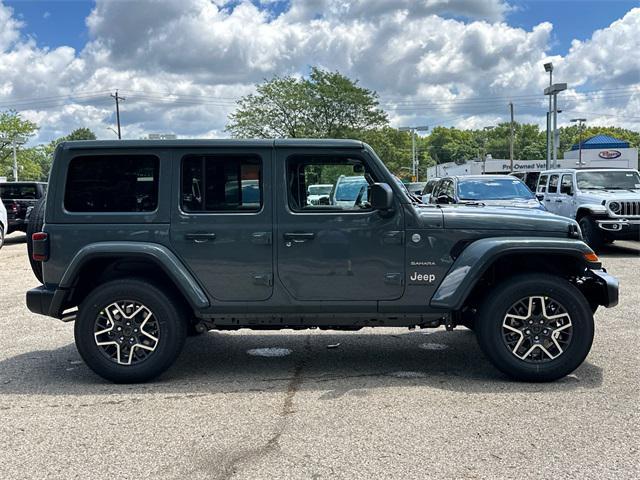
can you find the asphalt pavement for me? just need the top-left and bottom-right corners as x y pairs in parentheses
(1, 232), (638, 479)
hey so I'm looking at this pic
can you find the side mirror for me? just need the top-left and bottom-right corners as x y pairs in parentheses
(370, 183), (394, 211)
(535, 193), (544, 201)
(436, 194), (451, 204)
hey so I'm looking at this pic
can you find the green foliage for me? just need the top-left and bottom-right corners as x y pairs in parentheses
(226, 67), (388, 138)
(0, 110), (39, 180)
(60, 127), (97, 142)
(558, 125), (640, 157)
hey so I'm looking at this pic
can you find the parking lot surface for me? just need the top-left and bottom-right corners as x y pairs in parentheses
(1, 232), (638, 479)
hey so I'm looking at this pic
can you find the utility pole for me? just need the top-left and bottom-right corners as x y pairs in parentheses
(399, 125), (429, 181)
(571, 118), (587, 167)
(509, 102), (515, 172)
(110, 90), (125, 139)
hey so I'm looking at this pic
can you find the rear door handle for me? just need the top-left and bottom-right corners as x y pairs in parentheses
(185, 233), (217, 243)
(283, 232), (315, 243)
(555, 199), (563, 202)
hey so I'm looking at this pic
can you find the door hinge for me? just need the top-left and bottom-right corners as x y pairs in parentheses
(384, 273), (403, 285)
(251, 232), (272, 245)
(253, 273), (273, 286)
(382, 231), (404, 245)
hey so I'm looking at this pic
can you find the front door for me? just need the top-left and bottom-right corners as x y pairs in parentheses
(170, 148), (273, 302)
(544, 173), (560, 213)
(275, 149), (405, 301)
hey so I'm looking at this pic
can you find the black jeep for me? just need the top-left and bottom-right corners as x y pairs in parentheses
(26, 140), (618, 383)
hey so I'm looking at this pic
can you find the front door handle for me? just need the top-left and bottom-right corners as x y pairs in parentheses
(555, 199), (563, 202)
(185, 233), (217, 243)
(283, 232), (316, 243)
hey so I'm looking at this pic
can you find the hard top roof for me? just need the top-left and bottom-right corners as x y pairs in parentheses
(540, 168), (638, 174)
(61, 138), (365, 150)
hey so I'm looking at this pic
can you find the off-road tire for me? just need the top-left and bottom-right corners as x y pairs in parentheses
(579, 216), (604, 250)
(476, 274), (594, 382)
(26, 197), (46, 283)
(75, 279), (187, 383)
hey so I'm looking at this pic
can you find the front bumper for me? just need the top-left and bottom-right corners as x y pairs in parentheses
(586, 268), (619, 308)
(596, 218), (640, 238)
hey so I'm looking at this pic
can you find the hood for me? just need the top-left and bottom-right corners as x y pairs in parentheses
(436, 205), (576, 233)
(464, 198), (544, 210)
(579, 189), (640, 201)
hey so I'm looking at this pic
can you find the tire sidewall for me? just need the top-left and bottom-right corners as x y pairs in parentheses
(579, 216), (603, 250)
(75, 280), (186, 383)
(476, 274), (594, 382)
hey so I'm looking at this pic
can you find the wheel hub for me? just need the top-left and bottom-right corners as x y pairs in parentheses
(502, 296), (573, 363)
(93, 301), (160, 366)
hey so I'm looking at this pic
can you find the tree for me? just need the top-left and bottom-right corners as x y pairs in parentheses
(0, 110), (39, 180)
(61, 127), (97, 142)
(226, 67), (388, 138)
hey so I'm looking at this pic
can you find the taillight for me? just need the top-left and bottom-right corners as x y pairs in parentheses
(32, 232), (49, 262)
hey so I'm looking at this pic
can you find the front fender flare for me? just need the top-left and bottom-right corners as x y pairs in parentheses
(55, 242), (209, 313)
(430, 237), (595, 310)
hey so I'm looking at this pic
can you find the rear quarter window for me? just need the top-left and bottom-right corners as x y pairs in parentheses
(64, 155), (159, 212)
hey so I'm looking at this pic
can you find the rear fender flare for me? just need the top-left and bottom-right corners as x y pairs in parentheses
(57, 242), (209, 312)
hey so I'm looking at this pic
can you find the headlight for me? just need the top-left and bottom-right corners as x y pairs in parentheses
(609, 201), (621, 214)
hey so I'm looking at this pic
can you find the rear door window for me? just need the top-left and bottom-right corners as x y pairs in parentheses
(64, 155), (159, 212)
(181, 155), (262, 212)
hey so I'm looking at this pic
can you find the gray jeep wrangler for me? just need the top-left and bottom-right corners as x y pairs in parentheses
(26, 140), (618, 383)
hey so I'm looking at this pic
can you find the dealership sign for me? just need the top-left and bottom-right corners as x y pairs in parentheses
(599, 150), (622, 159)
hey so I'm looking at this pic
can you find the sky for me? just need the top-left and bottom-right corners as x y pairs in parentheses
(0, 0), (638, 144)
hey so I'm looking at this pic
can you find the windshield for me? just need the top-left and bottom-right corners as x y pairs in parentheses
(308, 185), (332, 195)
(458, 178), (535, 201)
(0, 184), (38, 199)
(335, 177), (367, 201)
(576, 171), (640, 190)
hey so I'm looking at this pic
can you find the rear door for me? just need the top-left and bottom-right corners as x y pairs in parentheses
(170, 147), (273, 302)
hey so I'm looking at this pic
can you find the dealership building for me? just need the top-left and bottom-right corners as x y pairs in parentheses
(426, 134), (638, 178)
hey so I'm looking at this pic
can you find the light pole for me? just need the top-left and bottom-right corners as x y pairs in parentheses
(571, 118), (587, 167)
(544, 82), (567, 169)
(544, 63), (553, 168)
(399, 126), (429, 181)
(482, 126), (495, 174)
(0, 135), (26, 181)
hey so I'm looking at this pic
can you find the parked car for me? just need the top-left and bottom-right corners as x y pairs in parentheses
(536, 168), (640, 248)
(0, 182), (47, 234)
(405, 182), (426, 201)
(420, 177), (440, 203)
(307, 184), (333, 205)
(0, 195), (6, 249)
(329, 175), (369, 207)
(429, 175), (546, 210)
(26, 139), (617, 383)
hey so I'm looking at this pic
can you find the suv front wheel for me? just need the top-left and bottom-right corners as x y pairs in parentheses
(476, 274), (594, 382)
(75, 279), (187, 383)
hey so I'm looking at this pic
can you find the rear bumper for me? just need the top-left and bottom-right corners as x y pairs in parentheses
(26, 285), (55, 316)
(587, 268), (619, 308)
(26, 285), (70, 319)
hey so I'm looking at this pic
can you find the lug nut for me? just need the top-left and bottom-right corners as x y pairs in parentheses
(535, 336), (539, 340)
(540, 320), (544, 324)
(529, 320), (533, 324)
(117, 326), (122, 331)
(525, 329), (531, 335)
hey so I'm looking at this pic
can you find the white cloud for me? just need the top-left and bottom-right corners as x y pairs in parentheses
(0, 0), (638, 144)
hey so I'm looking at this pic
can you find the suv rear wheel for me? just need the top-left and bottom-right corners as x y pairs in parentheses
(75, 279), (187, 383)
(476, 274), (594, 382)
